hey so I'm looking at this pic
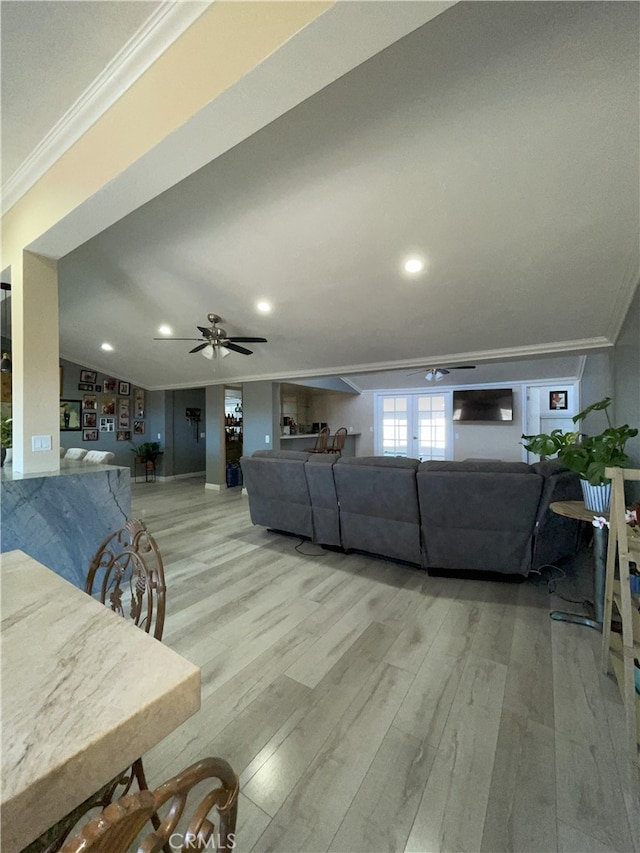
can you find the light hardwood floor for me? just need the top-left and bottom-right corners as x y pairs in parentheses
(133, 477), (640, 853)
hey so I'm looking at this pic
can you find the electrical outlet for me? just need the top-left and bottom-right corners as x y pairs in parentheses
(157, 433), (161, 440)
(265, 435), (270, 444)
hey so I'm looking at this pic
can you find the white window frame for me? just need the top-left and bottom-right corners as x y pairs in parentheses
(374, 389), (453, 461)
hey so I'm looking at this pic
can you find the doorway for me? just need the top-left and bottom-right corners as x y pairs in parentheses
(224, 386), (243, 480)
(375, 393), (450, 460)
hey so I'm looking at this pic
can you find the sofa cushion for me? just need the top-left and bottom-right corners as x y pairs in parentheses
(334, 456), (421, 564)
(240, 453), (312, 538)
(420, 460), (532, 474)
(304, 456), (340, 546)
(417, 469), (543, 575)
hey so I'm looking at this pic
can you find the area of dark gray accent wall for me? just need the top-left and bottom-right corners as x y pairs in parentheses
(59, 356), (206, 476)
(171, 388), (206, 475)
(614, 285), (640, 497)
(243, 381), (280, 456)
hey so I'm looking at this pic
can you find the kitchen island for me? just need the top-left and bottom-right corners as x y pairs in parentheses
(1, 459), (130, 587)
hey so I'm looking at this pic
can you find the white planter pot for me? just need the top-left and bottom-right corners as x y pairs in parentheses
(580, 478), (611, 513)
(5, 448), (12, 464)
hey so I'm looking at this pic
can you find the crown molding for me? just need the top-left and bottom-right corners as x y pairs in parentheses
(129, 336), (613, 391)
(1, 1), (212, 215)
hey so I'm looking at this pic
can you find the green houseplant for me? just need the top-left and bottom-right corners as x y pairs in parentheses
(522, 397), (637, 510)
(131, 441), (162, 467)
(1, 413), (12, 467)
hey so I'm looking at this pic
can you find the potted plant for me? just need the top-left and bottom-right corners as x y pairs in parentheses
(1, 413), (12, 467)
(131, 441), (162, 470)
(522, 397), (638, 511)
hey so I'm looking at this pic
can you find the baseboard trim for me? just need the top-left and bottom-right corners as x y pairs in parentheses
(156, 470), (206, 482)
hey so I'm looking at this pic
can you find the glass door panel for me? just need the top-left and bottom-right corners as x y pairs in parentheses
(377, 393), (450, 460)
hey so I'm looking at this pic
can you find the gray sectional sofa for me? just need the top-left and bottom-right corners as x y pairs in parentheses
(240, 451), (582, 576)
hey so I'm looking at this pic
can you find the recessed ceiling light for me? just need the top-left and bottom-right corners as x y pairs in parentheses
(101, 342), (114, 351)
(403, 257), (424, 275)
(158, 325), (172, 336)
(256, 301), (272, 313)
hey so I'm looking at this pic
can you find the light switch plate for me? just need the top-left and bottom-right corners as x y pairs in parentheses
(32, 435), (52, 451)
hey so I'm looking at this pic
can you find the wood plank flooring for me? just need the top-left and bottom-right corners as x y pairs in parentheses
(133, 478), (639, 853)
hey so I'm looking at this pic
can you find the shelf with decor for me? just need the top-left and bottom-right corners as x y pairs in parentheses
(600, 466), (640, 775)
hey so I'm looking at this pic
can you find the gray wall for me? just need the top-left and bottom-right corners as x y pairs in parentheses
(614, 285), (640, 496)
(205, 384), (225, 486)
(243, 381), (280, 456)
(60, 356), (206, 476)
(59, 356), (141, 467)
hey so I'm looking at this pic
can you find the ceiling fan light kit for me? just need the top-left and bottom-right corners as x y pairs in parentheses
(407, 365), (476, 381)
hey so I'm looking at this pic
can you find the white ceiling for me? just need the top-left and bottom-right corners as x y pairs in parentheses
(5, 1), (640, 392)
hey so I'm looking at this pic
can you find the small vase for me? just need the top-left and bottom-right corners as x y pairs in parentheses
(580, 478), (611, 513)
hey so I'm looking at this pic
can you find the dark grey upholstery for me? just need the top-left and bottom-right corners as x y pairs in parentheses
(530, 460), (582, 569)
(334, 456), (422, 565)
(304, 455), (341, 547)
(241, 452), (581, 577)
(417, 461), (544, 575)
(240, 451), (313, 538)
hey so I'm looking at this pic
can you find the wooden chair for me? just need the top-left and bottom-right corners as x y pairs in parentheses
(24, 521), (168, 853)
(60, 756), (239, 853)
(305, 425), (330, 454)
(326, 427), (348, 455)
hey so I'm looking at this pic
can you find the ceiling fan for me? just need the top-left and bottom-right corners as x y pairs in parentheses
(154, 313), (267, 359)
(407, 365), (476, 382)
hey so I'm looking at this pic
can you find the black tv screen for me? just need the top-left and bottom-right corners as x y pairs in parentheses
(453, 389), (513, 422)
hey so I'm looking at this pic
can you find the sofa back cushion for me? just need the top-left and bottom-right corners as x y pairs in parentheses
(422, 460), (532, 474)
(240, 453), (312, 538)
(304, 455), (340, 546)
(417, 466), (543, 575)
(333, 456), (422, 564)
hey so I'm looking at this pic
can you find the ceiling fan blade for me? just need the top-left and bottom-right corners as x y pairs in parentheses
(226, 336), (268, 343)
(189, 343), (209, 353)
(197, 326), (213, 337)
(154, 337), (204, 341)
(223, 342), (253, 356)
(450, 365), (476, 370)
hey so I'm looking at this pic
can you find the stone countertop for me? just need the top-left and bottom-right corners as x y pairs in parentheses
(0, 550), (201, 852)
(1, 458), (125, 482)
(280, 432), (361, 438)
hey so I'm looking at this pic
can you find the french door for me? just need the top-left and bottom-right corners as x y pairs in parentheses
(376, 393), (450, 461)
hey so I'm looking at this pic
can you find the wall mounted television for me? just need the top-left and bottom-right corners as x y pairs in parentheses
(452, 388), (514, 422)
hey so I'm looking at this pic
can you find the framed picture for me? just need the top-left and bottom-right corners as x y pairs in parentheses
(134, 388), (145, 419)
(95, 385), (102, 393)
(117, 430), (131, 442)
(118, 398), (130, 429)
(83, 429), (99, 441)
(83, 412), (97, 428)
(100, 395), (116, 415)
(80, 369), (97, 384)
(83, 394), (97, 411)
(133, 420), (145, 435)
(549, 390), (568, 411)
(99, 417), (115, 432)
(78, 383), (94, 392)
(60, 400), (82, 431)
(118, 381), (131, 396)
(103, 377), (117, 393)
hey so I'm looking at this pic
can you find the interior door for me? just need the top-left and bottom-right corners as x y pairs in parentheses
(378, 393), (449, 460)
